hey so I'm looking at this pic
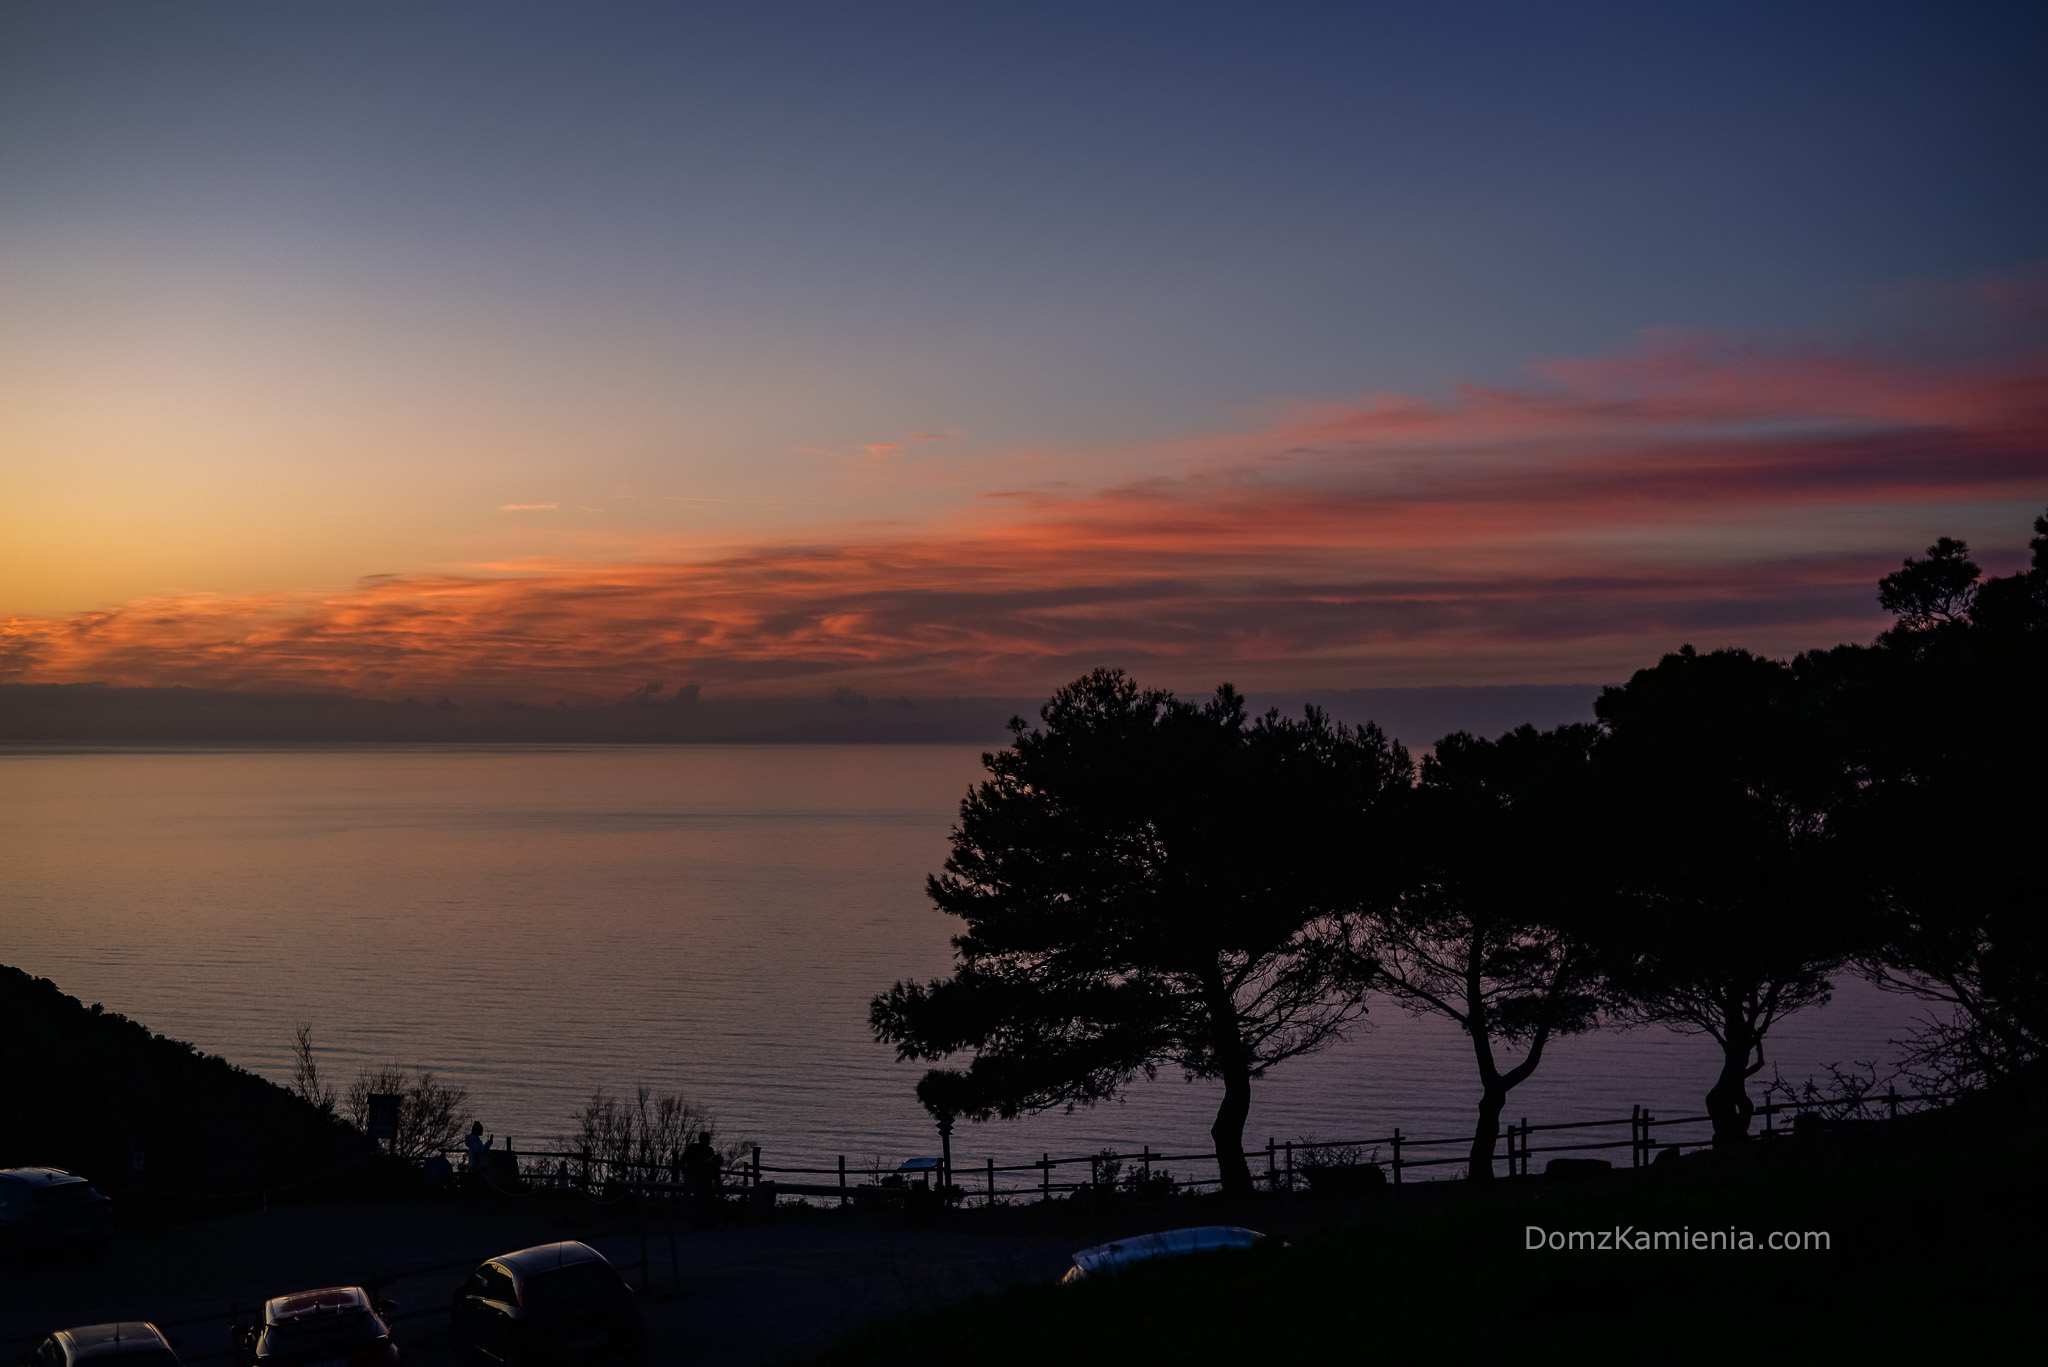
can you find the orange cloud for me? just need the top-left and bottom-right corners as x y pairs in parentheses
(6, 336), (2044, 700)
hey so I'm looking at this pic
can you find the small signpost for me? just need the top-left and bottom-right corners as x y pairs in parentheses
(366, 1093), (401, 1150)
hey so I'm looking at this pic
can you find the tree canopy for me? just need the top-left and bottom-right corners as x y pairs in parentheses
(1810, 512), (2048, 1086)
(1376, 723), (1605, 1177)
(870, 668), (1408, 1195)
(1593, 645), (1861, 1147)
(871, 508), (2048, 1182)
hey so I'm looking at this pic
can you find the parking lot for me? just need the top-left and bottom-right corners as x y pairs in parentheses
(0, 1196), (1088, 1365)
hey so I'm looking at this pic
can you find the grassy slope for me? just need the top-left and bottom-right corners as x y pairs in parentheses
(815, 1136), (2044, 1364)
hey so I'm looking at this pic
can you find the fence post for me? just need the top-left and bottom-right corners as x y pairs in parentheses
(1041, 1153), (1051, 1203)
(752, 1145), (761, 1191)
(1886, 1086), (1900, 1122)
(838, 1154), (847, 1208)
(1391, 1128), (1402, 1185)
(1266, 1137), (1276, 1193)
(1142, 1145), (1151, 1188)
(1284, 1141), (1294, 1201)
(987, 1156), (995, 1205)
(1519, 1118), (1528, 1178)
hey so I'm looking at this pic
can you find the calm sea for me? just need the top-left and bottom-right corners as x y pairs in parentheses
(1, 745), (1927, 1178)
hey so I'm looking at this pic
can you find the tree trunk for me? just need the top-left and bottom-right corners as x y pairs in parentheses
(1201, 964), (1258, 1198)
(1706, 1018), (1757, 1150)
(1210, 1062), (1255, 1198)
(1469, 1084), (1507, 1181)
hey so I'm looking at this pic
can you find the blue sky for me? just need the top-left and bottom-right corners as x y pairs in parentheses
(2, 2), (2044, 694)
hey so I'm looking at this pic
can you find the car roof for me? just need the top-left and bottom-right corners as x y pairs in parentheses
(495, 1241), (607, 1279)
(1069, 1225), (1265, 1276)
(265, 1286), (371, 1325)
(0, 1167), (89, 1187)
(56, 1324), (171, 1358)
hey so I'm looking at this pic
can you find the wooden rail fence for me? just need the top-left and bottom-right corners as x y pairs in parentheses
(469, 1086), (1955, 1204)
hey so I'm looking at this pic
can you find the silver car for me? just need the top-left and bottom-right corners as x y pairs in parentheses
(0, 1168), (113, 1266)
(1061, 1225), (1266, 1282)
(28, 1324), (183, 1367)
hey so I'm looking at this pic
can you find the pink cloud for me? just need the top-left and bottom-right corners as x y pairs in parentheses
(6, 333), (2043, 700)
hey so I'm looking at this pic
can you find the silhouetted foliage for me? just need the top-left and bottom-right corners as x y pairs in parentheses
(1876, 535), (1981, 627)
(573, 1085), (747, 1183)
(1376, 723), (1605, 1178)
(1810, 507), (2048, 1087)
(286, 1021), (341, 1119)
(869, 515), (2048, 1167)
(1593, 647), (1862, 1148)
(870, 669), (1406, 1196)
(342, 1063), (471, 1161)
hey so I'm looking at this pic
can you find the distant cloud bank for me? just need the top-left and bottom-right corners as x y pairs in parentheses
(6, 330), (2044, 702)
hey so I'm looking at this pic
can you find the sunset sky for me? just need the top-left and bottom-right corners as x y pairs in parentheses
(4, 2), (2045, 700)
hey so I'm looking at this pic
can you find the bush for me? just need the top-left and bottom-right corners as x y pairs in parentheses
(571, 1085), (746, 1189)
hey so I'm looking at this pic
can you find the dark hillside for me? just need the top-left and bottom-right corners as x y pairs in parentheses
(0, 966), (383, 1209)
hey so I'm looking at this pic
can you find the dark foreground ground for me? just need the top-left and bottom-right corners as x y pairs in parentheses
(2, 1185), (1391, 1365)
(820, 1132), (2048, 1365)
(0, 1191), (1093, 1365)
(7, 1130), (2043, 1366)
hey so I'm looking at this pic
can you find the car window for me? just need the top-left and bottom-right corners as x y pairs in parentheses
(33, 1337), (63, 1367)
(34, 1183), (101, 1208)
(519, 1262), (630, 1315)
(260, 1312), (383, 1356)
(482, 1264), (518, 1304)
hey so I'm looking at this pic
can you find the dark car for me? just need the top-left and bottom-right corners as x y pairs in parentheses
(0, 1168), (114, 1266)
(449, 1242), (643, 1365)
(233, 1286), (398, 1367)
(26, 1323), (182, 1366)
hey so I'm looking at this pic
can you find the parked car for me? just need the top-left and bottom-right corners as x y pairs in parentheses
(25, 1323), (182, 1366)
(233, 1286), (398, 1367)
(1060, 1225), (1266, 1282)
(449, 1242), (643, 1365)
(894, 1157), (941, 1185)
(0, 1168), (113, 1266)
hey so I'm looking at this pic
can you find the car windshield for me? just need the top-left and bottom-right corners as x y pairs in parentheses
(261, 1311), (382, 1355)
(34, 1183), (99, 1208)
(520, 1263), (629, 1315)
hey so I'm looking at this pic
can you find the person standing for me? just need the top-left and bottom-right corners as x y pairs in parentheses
(464, 1120), (494, 1181)
(681, 1131), (721, 1226)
